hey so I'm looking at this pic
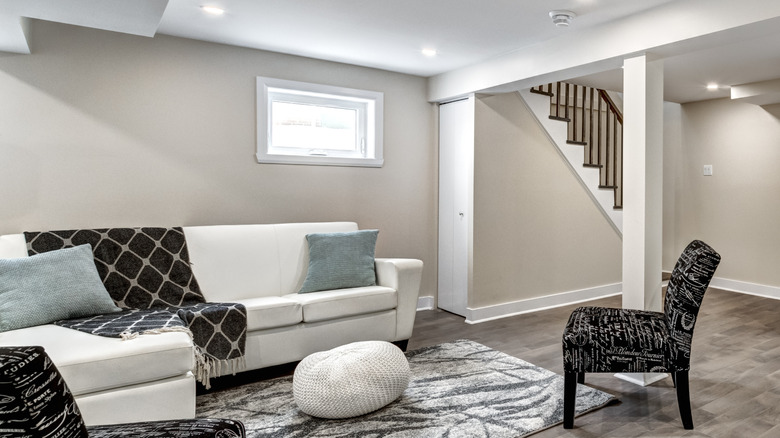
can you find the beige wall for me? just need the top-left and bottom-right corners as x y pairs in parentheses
(471, 92), (622, 308)
(663, 101), (684, 270)
(0, 21), (437, 296)
(678, 98), (780, 286)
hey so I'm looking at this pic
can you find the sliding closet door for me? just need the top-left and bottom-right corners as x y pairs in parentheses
(437, 96), (474, 317)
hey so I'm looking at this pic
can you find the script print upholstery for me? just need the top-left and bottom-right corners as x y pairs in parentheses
(0, 346), (89, 437)
(663, 240), (722, 370)
(563, 240), (721, 374)
(87, 418), (246, 437)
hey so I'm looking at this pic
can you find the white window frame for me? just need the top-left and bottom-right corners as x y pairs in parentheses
(256, 77), (384, 167)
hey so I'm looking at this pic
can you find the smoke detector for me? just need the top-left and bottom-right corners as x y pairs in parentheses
(549, 10), (576, 27)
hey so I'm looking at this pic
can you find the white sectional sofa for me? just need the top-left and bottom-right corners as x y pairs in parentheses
(0, 222), (423, 426)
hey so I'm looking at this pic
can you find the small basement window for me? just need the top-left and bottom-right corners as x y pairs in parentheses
(256, 77), (384, 167)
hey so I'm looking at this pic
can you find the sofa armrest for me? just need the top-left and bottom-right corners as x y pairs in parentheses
(375, 258), (423, 341)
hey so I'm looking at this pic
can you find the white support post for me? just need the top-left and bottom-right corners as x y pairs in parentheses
(617, 54), (666, 386)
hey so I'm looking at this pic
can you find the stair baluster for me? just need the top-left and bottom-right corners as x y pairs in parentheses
(531, 82), (624, 209)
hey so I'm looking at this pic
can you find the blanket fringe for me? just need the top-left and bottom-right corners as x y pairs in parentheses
(117, 325), (246, 390)
(194, 348), (247, 390)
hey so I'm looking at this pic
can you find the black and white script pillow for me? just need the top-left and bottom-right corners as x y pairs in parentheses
(0, 346), (88, 437)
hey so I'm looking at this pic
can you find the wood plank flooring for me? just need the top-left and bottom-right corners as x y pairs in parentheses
(408, 288), (780, 437)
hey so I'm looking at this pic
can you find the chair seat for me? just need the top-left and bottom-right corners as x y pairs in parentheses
(563, 306), (673, 373)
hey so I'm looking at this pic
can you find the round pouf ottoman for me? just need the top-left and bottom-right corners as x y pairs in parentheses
(293, 341), (411, 419)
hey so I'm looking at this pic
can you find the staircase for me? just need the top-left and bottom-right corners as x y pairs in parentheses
(519, 83), (624, 234)
(531, 82), (624, 209)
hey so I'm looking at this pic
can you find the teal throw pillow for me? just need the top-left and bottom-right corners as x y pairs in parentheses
(0, 244), (121, 332)
(299, 230), (379, 294)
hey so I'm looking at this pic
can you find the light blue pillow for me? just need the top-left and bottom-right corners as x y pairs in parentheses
(299, 230), (379, 294)
(0, 244), (121, 332)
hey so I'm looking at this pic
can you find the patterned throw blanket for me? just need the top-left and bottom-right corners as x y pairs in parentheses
(24, 227), (246, 388)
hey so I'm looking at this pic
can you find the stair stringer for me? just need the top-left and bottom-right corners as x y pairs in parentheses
(518, 88), (623, 236)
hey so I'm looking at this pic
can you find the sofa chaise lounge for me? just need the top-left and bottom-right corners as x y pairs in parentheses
(0, 221), (423, 426)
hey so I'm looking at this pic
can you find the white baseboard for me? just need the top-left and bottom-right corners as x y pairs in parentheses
(417, 296), (434, 311)
(709, 276), (780, 300)
(464, 283), (622, 324)
(418, 276), (780, 321)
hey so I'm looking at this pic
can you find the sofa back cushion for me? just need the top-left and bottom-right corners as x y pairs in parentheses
(0, 234), (27, 259)
(183, 222), (358, 301)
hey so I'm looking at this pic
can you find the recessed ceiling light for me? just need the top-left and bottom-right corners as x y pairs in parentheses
(201, 6), (225, 15)
(706, 83), (719, 90)
(421, 48), (438, 57)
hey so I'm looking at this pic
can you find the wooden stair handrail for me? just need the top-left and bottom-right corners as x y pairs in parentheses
(598, 89), (623, 124)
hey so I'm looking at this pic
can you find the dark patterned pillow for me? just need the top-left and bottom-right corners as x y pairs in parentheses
(0, 346), (88, 437)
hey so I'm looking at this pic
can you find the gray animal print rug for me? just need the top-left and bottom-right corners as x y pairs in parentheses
(197, 339), (617, 437)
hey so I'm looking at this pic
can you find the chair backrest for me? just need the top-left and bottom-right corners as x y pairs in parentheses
(664, 240), (721, 370)
(0, 346), (88, 437)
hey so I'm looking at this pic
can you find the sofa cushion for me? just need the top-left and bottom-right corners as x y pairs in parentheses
(299, 230), (379, 293)
(285, 286), (397, 323)
(0, 244), (121, 332)
(0, 324), (193, 397)
(237, 296), (302, 331)
(0, 233), (27, 259)
(184, 225), (283, 301)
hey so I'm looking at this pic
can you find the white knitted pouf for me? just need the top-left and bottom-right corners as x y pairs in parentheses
(293, 341), (411, 419)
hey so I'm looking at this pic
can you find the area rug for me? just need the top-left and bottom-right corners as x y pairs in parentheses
(197, 339), (617, 437)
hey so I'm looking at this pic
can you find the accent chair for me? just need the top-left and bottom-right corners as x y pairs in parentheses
(561, 240), (721, 430)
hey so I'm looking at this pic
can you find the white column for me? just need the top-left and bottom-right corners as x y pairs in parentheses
(622, 54), (664, 312)
(617, 54), (665, 386)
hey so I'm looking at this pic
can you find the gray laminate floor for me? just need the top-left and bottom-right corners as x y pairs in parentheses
(408, 288), (780, 438)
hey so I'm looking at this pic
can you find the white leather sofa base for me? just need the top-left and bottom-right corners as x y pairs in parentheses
(243, 310), (398, 370)
(76, 373), (195, 426)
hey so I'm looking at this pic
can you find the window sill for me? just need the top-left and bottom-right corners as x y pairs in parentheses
(255, 153), (384, 168)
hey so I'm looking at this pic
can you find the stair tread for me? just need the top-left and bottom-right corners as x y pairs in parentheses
(598, 185), (617, 189)
(583, 163), (603, 168)
(530, 89), (554, 97)
(567, 140), (588, 145)
(549, 116), (570, 122)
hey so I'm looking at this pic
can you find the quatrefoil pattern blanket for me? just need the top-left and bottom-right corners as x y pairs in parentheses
(23, 227), (246, 387)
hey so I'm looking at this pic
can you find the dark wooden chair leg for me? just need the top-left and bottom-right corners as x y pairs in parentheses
(671, 371), (677, 388)
(577, 372), (584, 384)
(675, 371), (693, 430)
(564, 371), (577, 429)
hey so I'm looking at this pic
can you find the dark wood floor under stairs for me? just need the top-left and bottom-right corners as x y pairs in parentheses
(409, 288), (780, 438)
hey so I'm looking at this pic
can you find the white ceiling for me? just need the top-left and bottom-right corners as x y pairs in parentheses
(2, 0), (780, 103)
(156, 0), (675, 78)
